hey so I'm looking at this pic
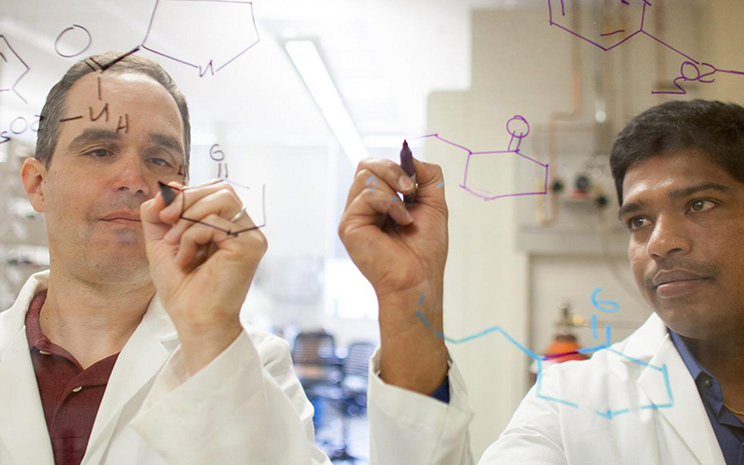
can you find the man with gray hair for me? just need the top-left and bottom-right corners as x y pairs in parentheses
(2, 51), (330, 464)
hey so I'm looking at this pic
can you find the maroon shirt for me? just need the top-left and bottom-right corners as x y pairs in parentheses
(25, 291), (119, 465)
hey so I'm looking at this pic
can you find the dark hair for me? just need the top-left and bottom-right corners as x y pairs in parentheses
(610, 99), (744, 205)
(36, 51), (190, 171)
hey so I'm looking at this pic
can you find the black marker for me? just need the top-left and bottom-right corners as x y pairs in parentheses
(158, 181), (178, 206)
(400, 140), (417, 203)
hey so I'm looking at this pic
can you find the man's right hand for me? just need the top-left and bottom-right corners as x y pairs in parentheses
(338, 157), (449, 395)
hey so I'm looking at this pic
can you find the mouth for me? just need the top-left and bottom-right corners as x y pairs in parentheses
(651, 270), (710, 298)
(102, 218), (140, 223)
(100, 212), (141, 225)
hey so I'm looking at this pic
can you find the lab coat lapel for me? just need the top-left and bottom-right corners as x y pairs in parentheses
(631, 316), (724, 465)
(0, 273), (55, 465)
(83, 295), (178, 464)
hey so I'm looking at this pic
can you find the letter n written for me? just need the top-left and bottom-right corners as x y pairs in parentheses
(89, 103), (109, 122)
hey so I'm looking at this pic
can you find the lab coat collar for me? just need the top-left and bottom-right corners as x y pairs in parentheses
(618, 313), (725, 465)
(0, 271), (55, 464)
(0, 271), (180, 465)
(84, 292), (178, 464)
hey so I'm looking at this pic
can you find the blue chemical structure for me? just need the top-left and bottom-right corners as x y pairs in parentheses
(416, 287), (674, 419)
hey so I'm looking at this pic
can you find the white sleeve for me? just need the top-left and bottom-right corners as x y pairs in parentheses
(478, 366), (567, 465)
(129, 329), (331, 465)
(367, 348), (475, 465)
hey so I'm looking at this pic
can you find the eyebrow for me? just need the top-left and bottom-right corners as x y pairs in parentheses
(67, 128), (121, 151)
(149, 133), (184, 158)
(617, 182), (733, 221)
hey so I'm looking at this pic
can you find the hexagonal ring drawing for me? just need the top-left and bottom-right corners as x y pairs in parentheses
(547, 0), (649, 51)
(141, 0), (261, 77)
(410, 115), (549, 201)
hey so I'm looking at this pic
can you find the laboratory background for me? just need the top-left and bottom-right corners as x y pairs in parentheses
(1, 0), (742, 462)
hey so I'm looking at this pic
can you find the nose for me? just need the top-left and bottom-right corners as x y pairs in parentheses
(646, 214), (691, 260)
(113, 152), (152, 197)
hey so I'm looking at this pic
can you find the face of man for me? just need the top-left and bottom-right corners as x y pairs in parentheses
(620, 148), (744, 340)
(30, 71), (186, 285)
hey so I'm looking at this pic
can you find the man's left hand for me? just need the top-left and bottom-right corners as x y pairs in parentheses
(140, 180), (267, 375)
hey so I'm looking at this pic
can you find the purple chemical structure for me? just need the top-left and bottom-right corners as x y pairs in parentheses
(0, 35), (31, 103)
(142, 0), (260, 77)
(548, 0), (744, 95)
(411, 116), (549, 201)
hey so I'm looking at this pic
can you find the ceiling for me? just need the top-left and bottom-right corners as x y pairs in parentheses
(0, 0), (541, 149)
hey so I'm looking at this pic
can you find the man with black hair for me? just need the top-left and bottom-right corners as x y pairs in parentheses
(2, 51), (331, 464)
(343, 99), (744, 464)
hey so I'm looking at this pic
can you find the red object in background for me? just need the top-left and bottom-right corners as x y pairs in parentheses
(543, 334), (588, 363)
(529, 334), (588, 385)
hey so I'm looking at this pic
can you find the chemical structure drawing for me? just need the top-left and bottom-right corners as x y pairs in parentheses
(416, 287), (674, 419)
(141, 0), (260, 77)
(1, 0), (264, 143)
(547, 0), (744, 95)
(54, 24), (93, 59)
(0, 35), (31, 103)
(0, 3), (267, 237)
(410, 116), (549, 201)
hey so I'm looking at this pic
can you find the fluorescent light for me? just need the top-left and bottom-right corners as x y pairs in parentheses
(284, 40), (369, 165)
(363, 135), (424, 149)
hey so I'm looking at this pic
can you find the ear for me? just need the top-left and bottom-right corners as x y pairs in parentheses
(21, 158), (47, 213)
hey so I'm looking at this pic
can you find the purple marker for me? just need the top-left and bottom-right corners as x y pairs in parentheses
(400, 140), (417, 203)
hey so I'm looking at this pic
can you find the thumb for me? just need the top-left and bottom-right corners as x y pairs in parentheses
(412, 158), (447, 210)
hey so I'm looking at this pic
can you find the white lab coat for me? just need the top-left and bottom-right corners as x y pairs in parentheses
(0, 271), (331, 465)
(368, 313), (727, 465)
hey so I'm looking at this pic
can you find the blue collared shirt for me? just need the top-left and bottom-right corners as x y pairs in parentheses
(430, 376), (450, 403)
(669, 330), (744, 465)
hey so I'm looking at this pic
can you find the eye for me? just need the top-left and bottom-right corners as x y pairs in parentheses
(688, 199), (717, 213)
(146, 157), (173, 168)
(85, 148), (112, 158)
(627, 216), (648, 231)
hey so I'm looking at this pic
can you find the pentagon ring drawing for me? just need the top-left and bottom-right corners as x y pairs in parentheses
(141, 0), (261, 77)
